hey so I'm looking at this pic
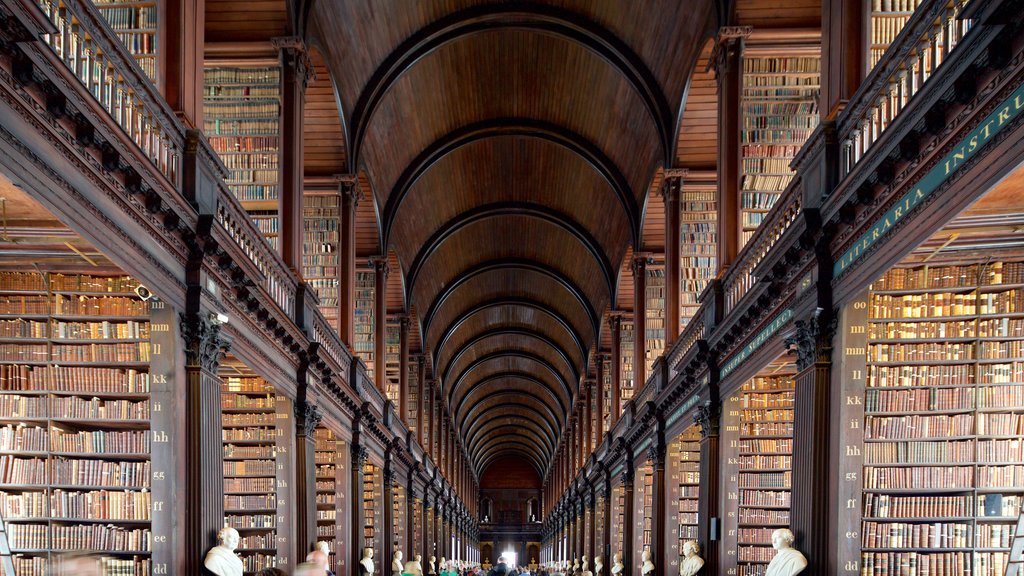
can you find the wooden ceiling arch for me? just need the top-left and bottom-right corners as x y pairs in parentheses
(447, 350), (572, 411)
(404, 201), (616, 303)
(345, 3), (676, 172)
(468, 425), (553, 467)
(458, 391), (561, 441)
(380, 118), (639, 247)
(439, 327), (579, 391)
(467, 417), (554, 455)
(478, 445), (546, 479)
(444, 337), (577, 408)
(451, 373), (567, 428)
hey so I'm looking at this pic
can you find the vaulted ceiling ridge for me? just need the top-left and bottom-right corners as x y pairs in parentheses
(421, 258), (601, 350)
(478, 445), (545, 478)
(439, 327), (580, 391)
(380, 118), (640, 246)
(447, 350), (572, 411)
(468, 420), (554, 457)
(451, 372), (566, 427)
(405, 201), (616, 308)
(461, 394), (560, 442)
(432, 297), (587, 373)
(346, 2), (675, 175)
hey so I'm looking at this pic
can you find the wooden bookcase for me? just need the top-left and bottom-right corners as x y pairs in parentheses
(602, 355), (612, 434)
(645, 267), (666, 378)
(412, 494), (423, 558)
(385, 321), (401, 406)
(740, 54), (820, 249)
(722, 369), (796, 576)
(315, 426), (343, 574)
(679, 183), (717, 328)
(221, 375), (294, 574)
(666, 424), (700, 569)
(91, 0), (158, 82)
(869, 0), (925, 69)
(0, 271), (164, 576)
(203, 65), (282, 249)
(408, 359), (419, 437)
(304, 192), (341, 326)
(354, 268), (376, 380)
(394, 483), (407, 556)
(610, 481), (625, 559)
(363, 463), (384, 566)
(839, 260), (1024, 575)
(620, 319), (636, 403)
(633, 461), (653, 560)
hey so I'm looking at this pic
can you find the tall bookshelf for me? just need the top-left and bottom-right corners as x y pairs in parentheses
(315, 426), (342, 574)
(412, 494), (423, 558)
(852, 260), (1024, 575)
(634, 461), (653, 559)
(221, 376), (285, 574)
(354, 268), (376, 380)
(394, 483), (407, 556)
(668, 425), (701, 562)
(620, 319), (636, 403)
(740, 55), (820, 248)
(203, 65), (282, 249)
(304, 192), (341, 326)
(602, 355), (612, 434)
(384, 321), (401, 406)
(645, 267), (666, 377)
(870, 0), (925, 68)
(408, 359), (419, 437)
(609, 481), (625, 560)
(92, 0), (158, 82)
(0, 271), (161, 576)
(680, 184), (717, 328)
(364, 463), (384, 566)
(722, 371), (796, 576)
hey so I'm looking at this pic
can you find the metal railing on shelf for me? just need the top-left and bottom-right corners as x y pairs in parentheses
(36, 0), (182, 186)
(839, 0), (973, 178)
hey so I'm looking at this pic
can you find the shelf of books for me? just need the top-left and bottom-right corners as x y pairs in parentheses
(602, 355), (612, 434)
(304, 192), (341, 326)
(594, 488), (606, 560)
(609, 481), (625, 559)
(869, 0), (925, 68)
(680, 182), (717, 329)
(620, 319), (636, 404)
(667, 424), (701, 566)
(740, 54), (820, 249)
(834, 259), (1024, 575)
(363, 463), (383, 565)
(645, 267), (666, 378)
(203, 65), (282, 249)
(354, 268), (376, 380)
(412, 495), (423, 558)
(384, 321), (401, 406)
(394, 483), (407, 556)
(721, 367), (796, 576)
(408, 359), (419, 437)
(0, 271), (165, 575)
(425, 505), (435, 556)
(315, 426), (342, 574)
(222, 375), (294, 574)
(633, 461), (653, 560)
(91, 0), (158, 82)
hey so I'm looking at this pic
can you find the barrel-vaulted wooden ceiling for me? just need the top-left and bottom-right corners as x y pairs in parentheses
(299, 0), (715, 478)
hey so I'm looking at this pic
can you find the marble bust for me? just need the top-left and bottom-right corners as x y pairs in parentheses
(582, 556), (592, 576)
(679, 540), (703, 576)
(361, 547), (376, 576)
(429, 556), (437, 575)
(765, 529), (807, 576)
(394, 551), (405, 576)
(405, 554), (424, 576)
(593, 556), (604, 576)
(611, 553), (623, 576)
(204, 527), (243, 576)
(640, 550), (654, 576)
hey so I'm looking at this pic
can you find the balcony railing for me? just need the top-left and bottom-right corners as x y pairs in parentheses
(36, 0), (181, 186)
(839, 0), (973, 177)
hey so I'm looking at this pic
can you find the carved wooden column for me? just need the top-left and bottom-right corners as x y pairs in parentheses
(609, 315), (623, 425)
(650, 436), (667, 576)
(180, 313), (229, 575)
(294, 396), (324, 556)
(620, 462), (635, 573)
(274, 36), (311, 273)
(823, 0), (866, 119)
(399, 315), (410, 424)
(351, 442), (369, 575)
(694, 379), (721, 576)
(601, 469), (612, 564)
(631, 255), (648, 390)
(712, 27), (751, 270)
(423, 492), (432, 565)
(587, 482), (597, 562)
(417, 356), (427, 447)
(373, 255), (390, 393)
(384, 459), (396, 563)
(787, 309), (839, 574)
(662, 170), (683, 346)
(161, 0), (203, 125)
(407, 478), (417, 557)
(338, 176), (360, 345)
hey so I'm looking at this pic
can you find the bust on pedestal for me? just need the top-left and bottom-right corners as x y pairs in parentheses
(593, 556), (603, 576)
(394, 551), (405, 576)
(429, 556), (437, 576)
(405, 554), (424, 576)
(204, 527), (243, 576)
(639, 551), (654, 576)
(581, 556), (592, 576)
(679, 541), (703, 576)
(765, 529), (807, 576)
(361, 547), (376, 576)
(610, 553), (623, 576)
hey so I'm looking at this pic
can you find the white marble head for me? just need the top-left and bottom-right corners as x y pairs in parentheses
(217, 527), (240, 550)
(772, 529), (796, 550)
(683, 540), (700, 557)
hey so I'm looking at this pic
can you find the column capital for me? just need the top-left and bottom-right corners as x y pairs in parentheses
(694, 401), (720, 439)
(399, 314), (411, 330)
(351, 443), (369, 467)
(371, 255), (391, 278)
(272, 36), (315, 89)
(784, 307), (839, 371)
(661, 168), (686, 202)
(607, 313), (624, 330)
(179, 312), (230, 371)
(710, 26), (752, 79)
(294, 399), (324, 436)
(630, 254), (653, 277)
